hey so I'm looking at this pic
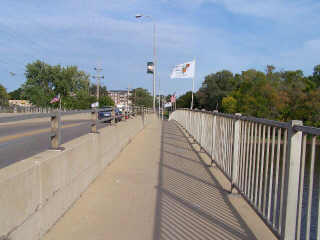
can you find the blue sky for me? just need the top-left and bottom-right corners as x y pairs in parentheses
(0, 0), (319, 96)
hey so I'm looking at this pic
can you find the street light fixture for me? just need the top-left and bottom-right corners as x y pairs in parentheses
(135, 13), (156, 113)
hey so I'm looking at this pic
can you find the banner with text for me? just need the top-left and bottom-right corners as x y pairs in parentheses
(170, 60), (195, 79)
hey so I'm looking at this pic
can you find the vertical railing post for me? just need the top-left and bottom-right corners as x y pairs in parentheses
(91, 108), (98, 133)
(50, 111), (61, 149)
(231, 113), (242, 192)
(142, 107), (145, 126)
(281, 120), (303, 240)
(210, 110), (218, 166)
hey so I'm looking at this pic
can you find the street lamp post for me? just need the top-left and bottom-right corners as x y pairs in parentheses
(159, 76), (161, 117)
(135, 14), (156, 113)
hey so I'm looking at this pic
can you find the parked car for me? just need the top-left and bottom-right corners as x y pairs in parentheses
(98, 107), (112, 122)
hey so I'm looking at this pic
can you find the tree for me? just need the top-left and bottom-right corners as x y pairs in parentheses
(99, 95), (114, 107)
(132, 88), (152, 107)
(312, 64), (320, 88)
(0, 84), (9, 106)
(90, 84), (108, 98)
(277, 70), (308, 121)
(175, 65), (320, 127)
(176, 91), (197, 109)
(302, 88), (320, 127)
(22, 60), (54, 107)
(8, 88), (25, 100)
(22, 60), (92, 109)
(266, 65), (275, 80)
(222, 96), (237, 114)
(197, 70), (237, 111)
(231, 69), (289, 119)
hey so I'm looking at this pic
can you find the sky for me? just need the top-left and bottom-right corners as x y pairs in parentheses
(0, 0), (319, 96)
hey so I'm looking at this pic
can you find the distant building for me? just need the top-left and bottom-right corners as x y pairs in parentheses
(108, 90), (132, 110)
(9, 100), (32, 107)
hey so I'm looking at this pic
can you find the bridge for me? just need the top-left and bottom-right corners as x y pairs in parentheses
(0, 109), (319, 240)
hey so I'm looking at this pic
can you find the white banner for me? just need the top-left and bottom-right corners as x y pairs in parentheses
(170, 60), (195, 79)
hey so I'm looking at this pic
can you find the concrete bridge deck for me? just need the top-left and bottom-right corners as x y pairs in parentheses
(42, 120), (276, 240)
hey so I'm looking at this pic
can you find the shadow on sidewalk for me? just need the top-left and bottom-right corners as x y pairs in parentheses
(153, 120), (257, 240)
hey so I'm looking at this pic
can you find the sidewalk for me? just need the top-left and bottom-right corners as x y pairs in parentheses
(42, 120), (276, 240)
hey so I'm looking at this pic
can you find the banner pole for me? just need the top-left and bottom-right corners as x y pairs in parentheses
(191, 77), (194, 110)
(191, 58), (195, 110)
(59, 94), (62, 111)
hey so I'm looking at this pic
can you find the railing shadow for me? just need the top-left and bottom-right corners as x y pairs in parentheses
(153, 120), (257, 240)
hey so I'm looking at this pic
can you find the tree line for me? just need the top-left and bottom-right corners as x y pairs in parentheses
(177, 64), (320, 127)
(1, 60), (115, 109)
(0, 60), (155, 110)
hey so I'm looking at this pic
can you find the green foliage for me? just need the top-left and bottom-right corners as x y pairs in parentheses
(21, 60), (91, 109)
(8, 88), (25, 100)
(132, 88), (152, 107)
(0, 84), (9, 106)
(99, 95), (114, 107)
(61, 91), (96, 109)
(176, 91), (197, 109)
(192, 64), (320, 127)
(312, 64), (320, 87)
(222, 96), (237, 114)
(232, 69), (279, 119)
(90, 84), (108, 98)
(196, 70), (237, 111)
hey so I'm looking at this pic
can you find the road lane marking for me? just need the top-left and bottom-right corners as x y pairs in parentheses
(0, 122), (88, 144)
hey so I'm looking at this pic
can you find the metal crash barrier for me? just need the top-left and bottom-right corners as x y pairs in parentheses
(49, 106), (152, 149)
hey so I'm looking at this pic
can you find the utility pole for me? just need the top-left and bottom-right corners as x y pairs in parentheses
(127, 85), (130, 112)
(88, 79), (90, 96)
(158, 75), (161, 117)
(135, 14), (156, 113)
(93, 66), (104, 102)
(153, 22), (156, 113)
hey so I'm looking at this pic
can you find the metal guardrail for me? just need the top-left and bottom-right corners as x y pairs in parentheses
(0, 110), (92, 123)
(170, 109), (320, 240)
(50, 106), (151, 149)
(0, 105), (59, 114)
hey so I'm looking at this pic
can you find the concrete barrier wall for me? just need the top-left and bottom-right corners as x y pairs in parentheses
(0, 114), (153, 240)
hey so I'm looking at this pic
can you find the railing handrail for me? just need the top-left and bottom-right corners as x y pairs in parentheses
(0, 106), (153, 124)
(176, 108), (292, 128)
(0, 110), (92, 123)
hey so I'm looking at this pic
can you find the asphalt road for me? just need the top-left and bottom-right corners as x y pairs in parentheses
(0, 119), (108, 169)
